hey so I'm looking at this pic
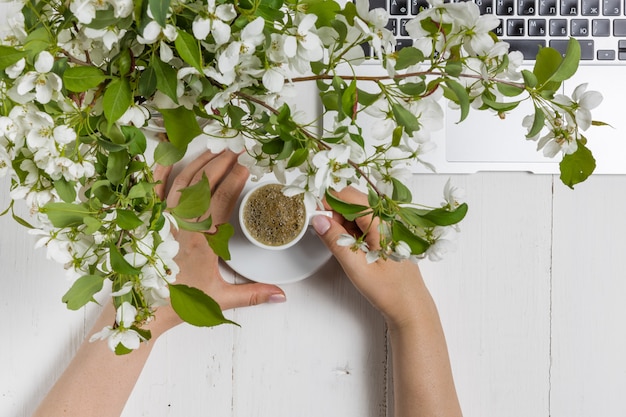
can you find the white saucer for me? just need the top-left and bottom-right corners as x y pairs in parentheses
(224, 181), (333, 285)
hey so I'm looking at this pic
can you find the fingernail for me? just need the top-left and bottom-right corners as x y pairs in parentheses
(268, 293), (287, 303)
(312, 215), (331, 235)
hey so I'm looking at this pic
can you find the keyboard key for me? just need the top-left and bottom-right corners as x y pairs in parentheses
(550, 39), (594, 59)
(411, 0), (430, 14)
(476, 0), (495, 13)
(592, 18), (610, 35)
(386, 18), (397, 35)
(549, 19), (568, 35)
(369, 0), (388, 10)
(395, 38), (413, 50)
(539, 0), (558, 14)
(581, 0), (600, 14)
(519, 0), (537, 14)
(597, 49), (616, 59)
(528, 18), (548, 35)
(560, 0), (579, 15)
(508, 18), (526, 34)
(360, 42), (372, 57)
(570, 19), (590, 36)
(615, 19), (626, 36)
(493, 18), (505, 35)
(496, 0), (515, 15)
(504, 39), (546, 58)
(390, 0), (409, 14)
(400, 18), (410, 35)
(602, 0), (620, 15)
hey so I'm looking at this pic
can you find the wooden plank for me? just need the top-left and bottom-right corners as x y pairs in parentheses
(414, 173), (553, 417)
(229, 261), (388, 417)
(551, 176), (626, 417)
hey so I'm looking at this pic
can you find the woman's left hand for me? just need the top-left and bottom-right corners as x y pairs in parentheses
(150, 150), (286, 335)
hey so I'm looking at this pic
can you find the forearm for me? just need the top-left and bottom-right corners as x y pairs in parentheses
(31, 303), (173, 417)
(388, 287), (462, 417)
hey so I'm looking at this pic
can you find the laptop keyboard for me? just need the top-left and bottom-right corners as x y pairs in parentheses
(364, 0), (626, 62)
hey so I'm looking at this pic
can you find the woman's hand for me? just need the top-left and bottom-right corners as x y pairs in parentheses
(310, 186), (425, 330)
(311, 186), (463, 417)
(150, 150), (286, 336)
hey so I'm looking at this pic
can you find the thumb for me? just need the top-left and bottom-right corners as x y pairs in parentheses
(220, 283), (286, 310)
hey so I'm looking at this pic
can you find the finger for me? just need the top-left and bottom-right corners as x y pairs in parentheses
(153, 164), (173, 200)
(326, 187), (381, 249)
(311, 214), (369, 278)
(206, 163), (249, 225)
(219, 283), (287, 311)
(166, 150), (221, 208)
(189, 151), (238, 194)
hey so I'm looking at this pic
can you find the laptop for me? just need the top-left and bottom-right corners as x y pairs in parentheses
(329, 0), (626, 174)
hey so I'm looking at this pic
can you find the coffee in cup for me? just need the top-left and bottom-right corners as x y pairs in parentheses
(239, 183), (333, 250)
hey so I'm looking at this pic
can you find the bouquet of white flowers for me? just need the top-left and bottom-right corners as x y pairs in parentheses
(0, 0), (602, 353)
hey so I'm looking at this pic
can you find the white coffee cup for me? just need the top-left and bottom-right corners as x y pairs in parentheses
(238, 182), (333, 250)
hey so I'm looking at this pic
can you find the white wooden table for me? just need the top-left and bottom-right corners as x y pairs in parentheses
(3, 172), (626, 417)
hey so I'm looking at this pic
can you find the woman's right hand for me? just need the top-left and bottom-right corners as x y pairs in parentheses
(310, 186), (428, 330)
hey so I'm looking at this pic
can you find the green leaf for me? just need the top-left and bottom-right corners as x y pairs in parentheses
(421, 203), (468, 226)
(175, 30), (203, 72)
(172, 213), (213, 232)
(154, 141), (186, 166)
(205, 223), (234, 261)
(398, 206), (436, 228)
(356, 88), (380, 107)
(114, 343), (133, 355)
(159, 107), (202, 150)
(149, 0), (171, 27)
(53, 178), (77, 203)
(444, 78), (470, 122)
(394, 46), (425, 70)
(23, 27), (50, 57)
(533, 46), (563, 91)
(398, 81), (426, 97)
(526, 105), (545, 138)
(169, 284), (238, 327)
(391, 178), (412, 203)
(63, 66), (107, 92)
(287, 147), (309, 168)
(391, 125), (403, 147)
(83, 216), (103, 234)
(496, 83), (525, 97)
(43, 203), (92, 227)
(341, 79), (357, 120)
(325, 190), (369, 221)
(391, 103), (420, 135)
(106, 150), (130, 185)
(138, 66), (157, 97)
(116, 209), (145, 230)
(171, 173), (211, 219)
(521, 69), (538, 88)
(550, 37), (581, 83)
(559, 141), (596, 188)
(128, 182), (156, 199)
(109, 244), (141, 275)
(301, 0), (341, 27)
(0, 46), (28, 70)
(121, 126), (147, 155)
(480, 93), (520, 112)
(103, 78), (132, 125)
(391, 221), (429, 255)
(62, 274), (105, 310)
(151, 54), (178, 103)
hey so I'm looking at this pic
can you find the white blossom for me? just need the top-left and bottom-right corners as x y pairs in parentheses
(14, 51), (62, 104)
(192, 0), (237, 45)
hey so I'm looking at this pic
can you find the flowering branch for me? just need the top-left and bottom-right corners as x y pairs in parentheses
(0, 0), (604, 354)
